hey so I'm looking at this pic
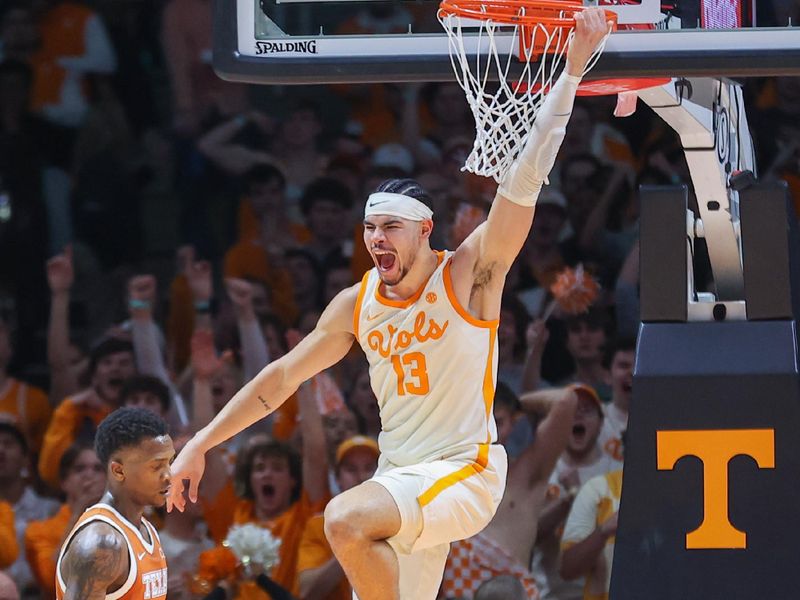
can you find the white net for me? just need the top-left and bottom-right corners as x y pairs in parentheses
(438, 6), (609, 183)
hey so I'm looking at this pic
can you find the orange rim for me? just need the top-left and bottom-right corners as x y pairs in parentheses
(575, 77), (671, 96)
(438, 0), (617, 29)
(514, 77), (671, 96)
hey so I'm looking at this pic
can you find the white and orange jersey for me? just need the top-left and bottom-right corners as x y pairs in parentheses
(56, 503), (168, 600)
(354, 250), (499, 466)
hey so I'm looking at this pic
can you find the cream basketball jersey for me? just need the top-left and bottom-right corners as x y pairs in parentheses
(354, 250), (499, 466)
(56, 503), (168, 600)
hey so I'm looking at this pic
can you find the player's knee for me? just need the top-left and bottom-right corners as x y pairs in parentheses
(324, 495), (364, 548)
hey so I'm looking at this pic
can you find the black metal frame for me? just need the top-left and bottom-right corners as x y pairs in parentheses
(214, 0), (800, 84)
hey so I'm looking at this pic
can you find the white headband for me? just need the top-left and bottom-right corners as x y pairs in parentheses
(364, 192), (433, 222)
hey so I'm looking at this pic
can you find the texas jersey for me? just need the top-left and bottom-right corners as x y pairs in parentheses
(56, 503), (168, 600)
(355, 250), (499, 466)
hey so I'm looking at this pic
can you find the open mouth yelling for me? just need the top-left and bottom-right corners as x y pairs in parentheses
(262, 484), (276, 502)
(572, 424), (587, 441)
(373, 250), (397, 274)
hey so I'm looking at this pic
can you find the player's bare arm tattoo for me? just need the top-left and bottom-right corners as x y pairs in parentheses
(258, 395), (273, 413)
(62, 527), (127, 600)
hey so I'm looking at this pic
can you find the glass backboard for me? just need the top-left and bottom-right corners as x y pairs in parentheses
(214, 0), (800, 84)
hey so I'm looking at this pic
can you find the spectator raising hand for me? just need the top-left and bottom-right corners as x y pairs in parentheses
(127, 274), (187, 425)
(187, 259), (214, 331)
(226, 278), (270, 381)
(47, 246), (79, 404)
(225, 278), (255, 322)
(190, 329), (225, 383)
(521, 319), (550, 393)
(46, 246), (74, 295)
(187, 260), (213, 306)
(127, 274), (157, 320)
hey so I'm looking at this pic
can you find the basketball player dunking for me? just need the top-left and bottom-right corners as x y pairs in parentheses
(168, 10), (610, 599)
(56, 408), (174, 600)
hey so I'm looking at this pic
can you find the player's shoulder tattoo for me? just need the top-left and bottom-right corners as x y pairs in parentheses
(62, 522), (128, 600)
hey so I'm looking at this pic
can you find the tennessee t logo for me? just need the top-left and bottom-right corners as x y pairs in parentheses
(656, 429), (775, 549)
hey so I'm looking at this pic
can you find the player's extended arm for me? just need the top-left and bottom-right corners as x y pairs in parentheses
(60, 524), (128, 600)
(466, 9), (611, 271)
(168, 285), (358, 511)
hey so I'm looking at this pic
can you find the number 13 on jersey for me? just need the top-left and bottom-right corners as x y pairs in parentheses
(391, 352), (430, 396)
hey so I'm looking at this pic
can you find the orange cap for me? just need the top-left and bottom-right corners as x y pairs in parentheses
(569, 383), (603, 411)
(335, 435), (380, 465)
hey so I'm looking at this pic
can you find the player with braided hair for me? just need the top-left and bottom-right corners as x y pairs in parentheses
(169, 10), (610, 599)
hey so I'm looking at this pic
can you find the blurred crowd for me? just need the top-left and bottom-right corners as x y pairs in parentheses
(0, 0), (798, 599)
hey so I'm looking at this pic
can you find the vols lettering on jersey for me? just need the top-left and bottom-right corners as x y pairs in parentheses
(55, 503), (168, 600)
(355, 251), (499, 467)
(366, 311), (449, 358)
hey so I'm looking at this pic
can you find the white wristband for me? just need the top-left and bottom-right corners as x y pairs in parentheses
(498, 73), (582, 206)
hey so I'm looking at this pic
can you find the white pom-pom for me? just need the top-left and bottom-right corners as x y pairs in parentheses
(223, 523), (282, 576)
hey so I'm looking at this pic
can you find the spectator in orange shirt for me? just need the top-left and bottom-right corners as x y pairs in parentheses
(0, 500), (17, 569)
(223, 164), (308, 327)
(237, 165), (310, 252)
(24, 442), (105, 597)
(0, 318), (52, 453)
(297, 435), (379, 600)
(196, 382), (330, 598)
(38, 337), (136, 489)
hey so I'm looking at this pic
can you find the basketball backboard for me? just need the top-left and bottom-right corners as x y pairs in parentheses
(214, 0), (800, 84)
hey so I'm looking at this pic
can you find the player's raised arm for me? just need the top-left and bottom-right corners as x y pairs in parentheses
(168, 284), (359, 511)
(465, 8), (611, 270)
(60, 524), (128, 600)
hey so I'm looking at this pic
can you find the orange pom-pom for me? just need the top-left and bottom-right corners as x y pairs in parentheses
(196, 545), (239, 588)
(549, 265), (600, 316)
